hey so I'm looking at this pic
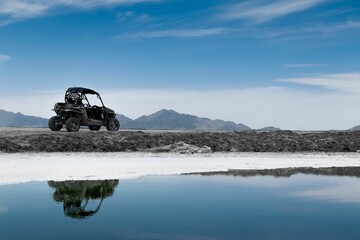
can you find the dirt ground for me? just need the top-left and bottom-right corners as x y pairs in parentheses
(1, 128), (360, 153)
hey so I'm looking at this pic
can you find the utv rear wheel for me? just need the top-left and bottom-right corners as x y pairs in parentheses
(65, 117), (81, 132)
(106, 118), (120, 131)
(89, 125), (101, 131)
(48, 116), (62, 131)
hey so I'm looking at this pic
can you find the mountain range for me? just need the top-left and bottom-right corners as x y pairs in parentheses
(0, 108), (281, 131)
(350, 125), (360, 131)
(118, 109), (251, 131)
(0, 109), (48, 128)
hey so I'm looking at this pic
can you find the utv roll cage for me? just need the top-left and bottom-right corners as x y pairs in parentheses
(65, 87), (105, 106)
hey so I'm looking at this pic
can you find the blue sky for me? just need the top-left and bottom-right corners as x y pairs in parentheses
(0, 0), (360, 130)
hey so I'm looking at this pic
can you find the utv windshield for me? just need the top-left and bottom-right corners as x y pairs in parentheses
(84, 93), (103, 107)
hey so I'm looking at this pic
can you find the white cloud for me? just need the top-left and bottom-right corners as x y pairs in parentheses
(219, 0), (325, 23)
(0, 206), (7, 214)
(0, 54), (10, 62)
(259, 20), (360, 40)
(120, 27), (231, 39)
(0, 1), (48, 18)
(116, 11), (151, 24)
(292, 179), (360, 203)
(305, 20), (360, 34)
(277, 72), (360, 94)
(282, 64), (326, 68)
(52, 0), (159, 9)
(0, 0), (158, 24)
(1, 86), (359, 130)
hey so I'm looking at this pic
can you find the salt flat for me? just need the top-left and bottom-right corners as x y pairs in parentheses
(1, 152), (360, 185)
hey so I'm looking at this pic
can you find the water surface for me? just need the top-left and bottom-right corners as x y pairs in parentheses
(1, 174), (360, 240)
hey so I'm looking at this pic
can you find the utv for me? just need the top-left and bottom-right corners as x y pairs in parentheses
(49, 87), (120, 132)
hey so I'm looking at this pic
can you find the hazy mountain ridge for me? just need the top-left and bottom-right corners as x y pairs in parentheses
(258, 126), (281, 132)
(118, 109), (251, 131)
(0, 109), (48, 127)
(0, 108), (279, 131)
(350, 125), (360, 131)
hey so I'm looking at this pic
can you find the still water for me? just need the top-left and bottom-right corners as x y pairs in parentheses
(1, 173), (360, 240)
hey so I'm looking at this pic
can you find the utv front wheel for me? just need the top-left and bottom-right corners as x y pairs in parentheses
(48, 116), (62, 131)
(106, 118), (120, 131)
(65, 117), (81, 132)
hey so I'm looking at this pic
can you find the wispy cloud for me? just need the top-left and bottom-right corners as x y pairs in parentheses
(260, 20), (360, 40)
(0, 1), (48, 18)
(0, 0), (158, 25)
(0, 54), (10, 63)
(120, 27), (231, 39)
(292, 181), (360, 203)
(54, 0), (159, 10)
(219, 0), (325, 23)
(277, 72), (360, 93)
(116, 11), (151, 24)
(305, 20), (360, 34)
(282, 64), (326, 68)
(0, 206), (8, 214)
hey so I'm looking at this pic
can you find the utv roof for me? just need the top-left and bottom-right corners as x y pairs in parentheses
(66, 87), (99, 95)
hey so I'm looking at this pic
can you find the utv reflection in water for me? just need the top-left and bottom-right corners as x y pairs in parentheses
(48, 180), (119, 219)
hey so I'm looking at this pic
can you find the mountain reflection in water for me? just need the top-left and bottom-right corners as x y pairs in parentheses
(1, 171), (360, 240)
(48, 180), (119, 219)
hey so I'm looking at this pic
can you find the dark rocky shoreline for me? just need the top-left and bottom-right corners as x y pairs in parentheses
(1, 129), (360, 153)
(185, 167), (360, 178)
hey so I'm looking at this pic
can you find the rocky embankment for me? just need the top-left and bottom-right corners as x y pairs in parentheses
(1, 129), (360, 153)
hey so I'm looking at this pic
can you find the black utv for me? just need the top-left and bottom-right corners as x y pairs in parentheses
(49, 87), (120, 132)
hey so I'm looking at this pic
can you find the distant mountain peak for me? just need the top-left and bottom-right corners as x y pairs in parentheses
(350, 125), (360, 131)
(158, 109), (176, 113)
(150, 109), (177, 116)
(258, 126), (281, 132)
(118, 109), (251, 131)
